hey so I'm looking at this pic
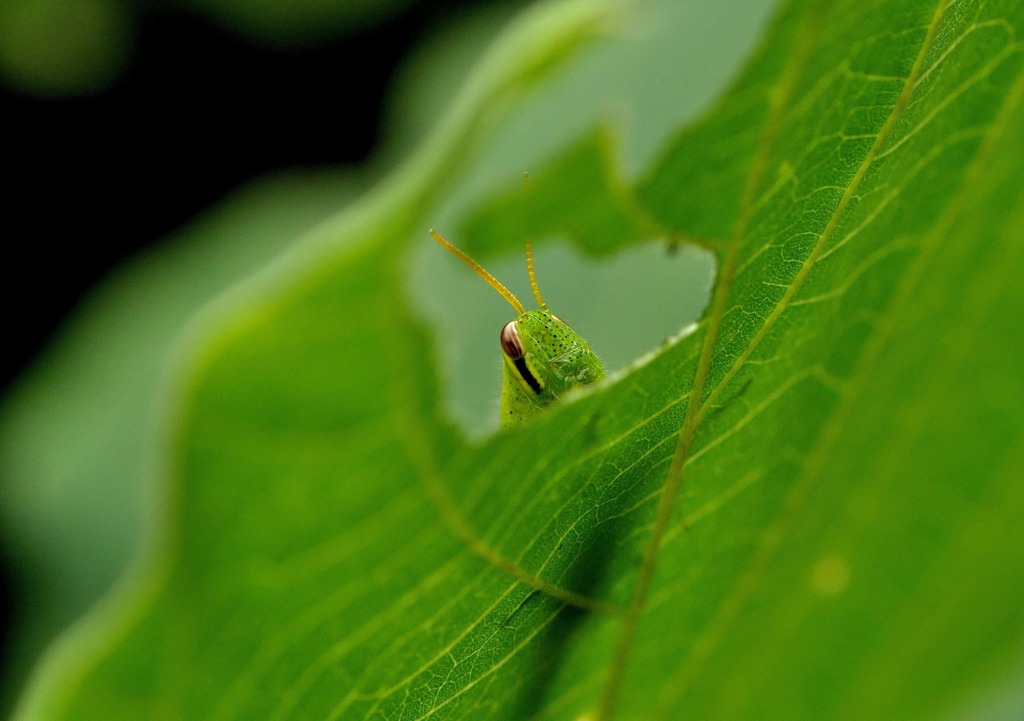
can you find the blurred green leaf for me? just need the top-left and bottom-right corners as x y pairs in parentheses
(0, 169), (363, 708)
(0, 0), (131, 96)
(8, 0), (1024, 719)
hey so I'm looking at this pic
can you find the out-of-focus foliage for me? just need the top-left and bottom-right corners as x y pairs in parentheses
(0, 0), (461, 96)
(0, 0), (131, 95)
(0, 170), (363, 707)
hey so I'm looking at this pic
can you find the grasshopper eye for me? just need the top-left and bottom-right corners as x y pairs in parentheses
(500, 321), (524, 359)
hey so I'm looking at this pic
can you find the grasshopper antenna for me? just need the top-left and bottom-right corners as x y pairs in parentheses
(430, 230), (525, 315)
(525, 243), (547, 310)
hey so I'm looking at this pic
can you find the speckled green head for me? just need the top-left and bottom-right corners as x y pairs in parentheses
(431, 231), (605, 428)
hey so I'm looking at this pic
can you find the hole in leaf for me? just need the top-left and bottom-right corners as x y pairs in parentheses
(410, 238), (715, 437)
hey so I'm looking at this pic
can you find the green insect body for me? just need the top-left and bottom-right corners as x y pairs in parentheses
(431, 231), (605, 428)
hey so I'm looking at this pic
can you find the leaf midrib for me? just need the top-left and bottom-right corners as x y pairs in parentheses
(600, 1), (954, 719)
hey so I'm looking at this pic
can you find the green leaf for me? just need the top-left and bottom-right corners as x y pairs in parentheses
(0, 169), (364, 710)
(9, 0), (1024, 719)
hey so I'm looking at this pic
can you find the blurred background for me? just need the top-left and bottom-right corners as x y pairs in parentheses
(2, 0), (523, 401)
(0, 0), (528, 709)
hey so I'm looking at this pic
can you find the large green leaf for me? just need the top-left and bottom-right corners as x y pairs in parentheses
(10, 0), (1024, 719)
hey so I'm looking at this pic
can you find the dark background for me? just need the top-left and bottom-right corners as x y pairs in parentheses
(0, 0), (495, 702)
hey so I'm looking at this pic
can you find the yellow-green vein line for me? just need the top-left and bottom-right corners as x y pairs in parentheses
(651, 2), (966, 715)
(595, 3), (828, 718)
(696, 1), (951, 424)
